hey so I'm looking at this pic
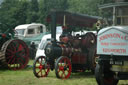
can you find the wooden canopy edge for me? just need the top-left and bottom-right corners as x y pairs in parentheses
(46, 10), (102, 28)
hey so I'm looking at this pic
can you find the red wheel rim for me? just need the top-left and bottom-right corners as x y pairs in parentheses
(57, 57), (72, 79)
(34, 56), (50, 77)
(2, 39), (29, 70)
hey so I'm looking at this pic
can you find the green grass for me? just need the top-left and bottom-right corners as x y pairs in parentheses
(0, 60), (128, 85)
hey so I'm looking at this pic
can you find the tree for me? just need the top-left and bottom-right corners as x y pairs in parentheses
(0, 0), (115, 32)
(68, 0), (103, 16)
(0, 0), (20, 31)
(38, 0), (69, 30)
(30, 0), (39, 12)
(12, 1), (29, 25)
(26, 0), (39, 23)
(26, 11), (39, 23)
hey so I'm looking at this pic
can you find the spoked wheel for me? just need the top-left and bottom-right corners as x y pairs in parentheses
(55, 56), (72, 79)
(1, 39), (29, 70)
(33, 56), (50, 78)
(95, 64), (118, 85)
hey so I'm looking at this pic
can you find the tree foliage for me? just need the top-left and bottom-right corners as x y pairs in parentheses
(26, 0), (39, 23)
(0, 0), (113, 31)
(68, 0), (102, 16)
(0, 0), (20, 31)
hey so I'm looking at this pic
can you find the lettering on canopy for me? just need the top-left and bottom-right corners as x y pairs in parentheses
(97, 29), (128, 55)
(103, 48), (126, 54)
(99, 33), (128, 42)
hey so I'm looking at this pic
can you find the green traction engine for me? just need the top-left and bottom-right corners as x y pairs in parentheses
(0, 28), (29, 70)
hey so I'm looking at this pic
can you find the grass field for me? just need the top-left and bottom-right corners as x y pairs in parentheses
(0, 60), (128, 85)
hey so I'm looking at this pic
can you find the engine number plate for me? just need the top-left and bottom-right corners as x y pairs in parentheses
(110, 60), (123, 65)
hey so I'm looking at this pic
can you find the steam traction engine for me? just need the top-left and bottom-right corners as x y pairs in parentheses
(33, 11), (98, 79)
(0, 28), (29, 70)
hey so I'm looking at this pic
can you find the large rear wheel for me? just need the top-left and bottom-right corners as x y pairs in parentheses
(1, 39), (29, 70)
(95, 63), (118, 85)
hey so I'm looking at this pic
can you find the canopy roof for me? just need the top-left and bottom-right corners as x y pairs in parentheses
(99, 2), (128, 9)
(47, 11), (101, 28)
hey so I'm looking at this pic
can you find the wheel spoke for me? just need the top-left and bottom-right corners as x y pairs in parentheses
(41, 70), (42, 76)
(7, 56), (14, 64)
(6, 49), (15, 54)
(63, 71), (66, 78)
(14, 43), (19, 51)
(60, 71), (63, 78)
(9, 43), (16, 52)
(13, 43), (18, 52)
(64, 59), (66, 64)
(10, 57), (16, 64)
(37, 70), (42, 75)
(16, 57), (24, 64)
(18, 51), (26, 58)
(6, 55), (13, 59)
(45, 69), (49, 75)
